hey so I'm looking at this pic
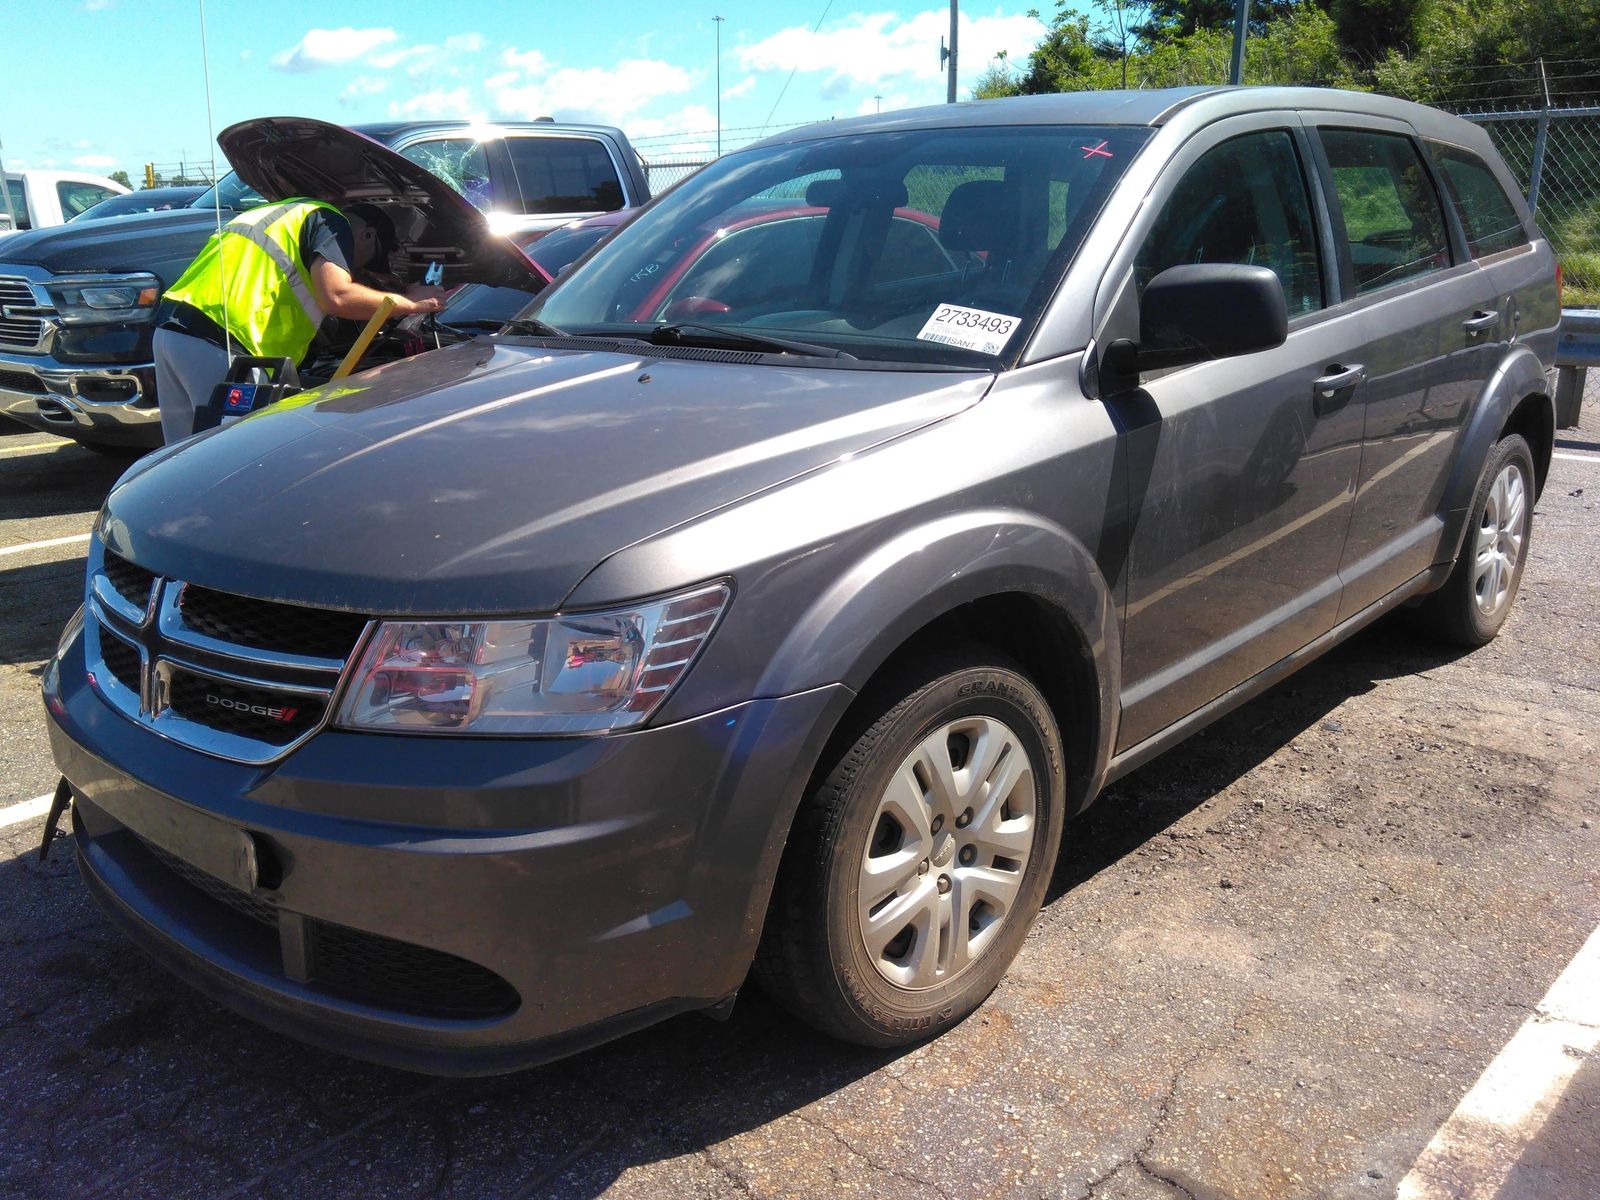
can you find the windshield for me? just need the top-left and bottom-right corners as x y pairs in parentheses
(190, 173), (264, 212)
(525, 124), (1150, 366)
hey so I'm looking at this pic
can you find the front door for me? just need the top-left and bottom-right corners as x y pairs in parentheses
(1111, 124), (1368, 750)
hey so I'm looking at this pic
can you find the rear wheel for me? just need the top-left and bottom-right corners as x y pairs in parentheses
(1412, 433), (1535, 646)
(755, 646), (1065, 1046)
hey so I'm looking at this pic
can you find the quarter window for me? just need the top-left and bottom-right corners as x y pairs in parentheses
(504, 137), (625, 216)
(1136, 130), (1324, 317)
(1321, 129), (1450, 295)
(1432, 145), (1529, 258)
(57, 181), (116, 219)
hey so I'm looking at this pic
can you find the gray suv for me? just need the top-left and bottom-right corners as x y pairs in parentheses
(44, 87), (1559, 1074)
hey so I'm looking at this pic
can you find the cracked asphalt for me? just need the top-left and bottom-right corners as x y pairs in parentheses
(1, 408), (1597, 1200)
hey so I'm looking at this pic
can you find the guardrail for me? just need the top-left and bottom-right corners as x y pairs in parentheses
(1555, 309), (1598, 428)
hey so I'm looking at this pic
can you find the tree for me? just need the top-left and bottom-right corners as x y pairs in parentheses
(1330, 0), (1424, 63)
(108, 169), (132, 189)
(971, 51), (1024, 99)
(1134, 0), (1313, 41)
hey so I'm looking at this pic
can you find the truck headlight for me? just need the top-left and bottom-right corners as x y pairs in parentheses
(44, 273), (161, 325)
(335, 583), (730, 735)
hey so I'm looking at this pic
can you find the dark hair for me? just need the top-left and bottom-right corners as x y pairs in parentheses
(344, 202), (397, 255)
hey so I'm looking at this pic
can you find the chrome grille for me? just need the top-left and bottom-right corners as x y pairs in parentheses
(84, 544), (372, 764)
(0, 275), (46, 349)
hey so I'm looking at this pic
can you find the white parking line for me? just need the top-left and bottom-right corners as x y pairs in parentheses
(0, 532), (90, 557)
(1397, 922), (1600, 1199)
(1552, 451), (1596, 463)
(0, 793), (55, 830)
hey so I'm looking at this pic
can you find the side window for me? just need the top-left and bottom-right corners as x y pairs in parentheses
(1136, 130), (1324, 317)
(871, 217), (959, 285)
(504, 137), (625, 216)
(656, 217), (823, 315)
(5, 179), (30, 229)
(57, 181), (115, 219)
(1320, 129), (1449, 295)
(1431, 145), (1529, 258)
(398, 139), (495, 212)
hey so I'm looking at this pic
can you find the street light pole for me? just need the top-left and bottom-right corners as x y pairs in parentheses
(946, 0), (959, 104)
(714, 15), (725, 158)
(1229, 0), (1249, 85)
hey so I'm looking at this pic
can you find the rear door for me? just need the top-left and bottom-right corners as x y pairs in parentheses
(1306, 121), (1486, 618)
(1104, 117), (1369, 749)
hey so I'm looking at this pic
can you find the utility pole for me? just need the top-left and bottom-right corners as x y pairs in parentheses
(714, 15), (725, 158)
(874, 94), (883, 113)
(1228, 0), (1248, 85)
(940, 0), (959, 104)
(0, 133), (18, 232)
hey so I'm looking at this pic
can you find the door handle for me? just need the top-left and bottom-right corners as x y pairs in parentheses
(1313, 363), (1365, 415)
(1462, 309), (1500, 335)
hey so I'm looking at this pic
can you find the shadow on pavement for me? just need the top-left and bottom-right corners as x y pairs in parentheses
(1049, 613), (1473, 901)
(0, 555), (85, 666)
(0, 440), (133, 524)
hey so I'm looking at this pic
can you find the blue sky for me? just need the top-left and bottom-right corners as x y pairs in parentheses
(4, 0), (1048, 179)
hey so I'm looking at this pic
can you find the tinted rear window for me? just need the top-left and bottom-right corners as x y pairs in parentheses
(1432, 145), (1529, 258)
(505, 137), (625, 215)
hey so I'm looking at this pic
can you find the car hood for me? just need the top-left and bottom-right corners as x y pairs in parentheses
(102, 341), (992, 614)
(0, 206), (229, 276)
(219, 116), (540, 291)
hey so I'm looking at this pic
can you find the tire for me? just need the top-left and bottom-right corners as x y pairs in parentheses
(1412, 433), (1535, 647)
(754, 644), (1066, 1046)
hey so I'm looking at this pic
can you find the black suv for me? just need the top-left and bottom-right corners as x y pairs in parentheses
(0, 119), (648, 449)
(45, 87), (1557, 1074)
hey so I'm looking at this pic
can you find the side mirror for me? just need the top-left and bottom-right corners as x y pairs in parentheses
(1106, 264), (1289, 384)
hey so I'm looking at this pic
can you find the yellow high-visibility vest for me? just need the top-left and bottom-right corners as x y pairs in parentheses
(164, 199), (339, 361)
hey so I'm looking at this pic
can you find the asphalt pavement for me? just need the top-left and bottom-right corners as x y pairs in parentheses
(0, 410), (1596, 1200)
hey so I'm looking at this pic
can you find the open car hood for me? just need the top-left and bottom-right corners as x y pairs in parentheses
(218, 116), (542, 291)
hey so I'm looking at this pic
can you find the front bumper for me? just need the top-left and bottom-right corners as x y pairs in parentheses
(0, 350), (161, 446)
(45, 635), (849, 1074)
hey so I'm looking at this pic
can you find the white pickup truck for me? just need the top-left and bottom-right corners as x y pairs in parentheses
(1, 170), (129, 235)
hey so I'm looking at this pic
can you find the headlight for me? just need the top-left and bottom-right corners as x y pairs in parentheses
(44, 273), (161, 325)
(335, 583), (730, 735)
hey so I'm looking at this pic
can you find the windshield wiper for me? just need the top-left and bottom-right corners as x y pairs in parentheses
(646, 323), (854, 360)
(500, 317), (569, 337)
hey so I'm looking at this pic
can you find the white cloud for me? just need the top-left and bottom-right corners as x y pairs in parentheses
(72, 154), (119, 169)
(723, 74), (757, 100)
(855, 92), (912, 115)
(272, 27), (399, 73)
(737, 8), (1043, 94)
(369, 44), (432, 70)
(502, 48), (549, 73)
(489, 56), (694, 126)
(339, 76), (389, 105)
(386, 87), (481, 121)
(626, 104), (718, 142)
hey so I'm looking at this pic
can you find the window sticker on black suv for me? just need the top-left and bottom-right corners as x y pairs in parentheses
(1321, 129), (1450, 295)
(1433, 145), (1530, 259)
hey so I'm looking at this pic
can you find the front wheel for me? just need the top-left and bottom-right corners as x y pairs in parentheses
(1413, 433), (1535, 646)
(754, 646), (1065, 1046)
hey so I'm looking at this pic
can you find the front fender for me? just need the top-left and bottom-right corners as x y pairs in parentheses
(1436, 345), (1552, 566)
(755, 507), (1121, 808)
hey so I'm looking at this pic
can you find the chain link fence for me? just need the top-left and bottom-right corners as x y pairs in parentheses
(1459, 106), (1600, 410)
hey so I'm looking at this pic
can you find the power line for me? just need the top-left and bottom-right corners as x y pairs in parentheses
(762, 0), (836, 131)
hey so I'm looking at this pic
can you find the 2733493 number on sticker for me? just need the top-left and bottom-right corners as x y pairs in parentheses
(916, 303), (1021, 356)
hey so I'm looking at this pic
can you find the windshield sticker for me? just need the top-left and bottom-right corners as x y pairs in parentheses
(1082, 140), (1114, 159)
(916, 304), (1021, 356)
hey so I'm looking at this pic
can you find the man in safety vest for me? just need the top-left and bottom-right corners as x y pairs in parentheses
(152, 199), (445, 443)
